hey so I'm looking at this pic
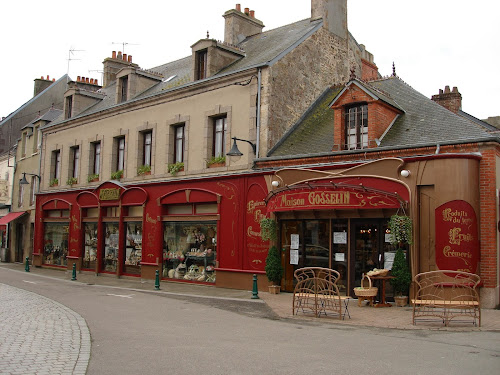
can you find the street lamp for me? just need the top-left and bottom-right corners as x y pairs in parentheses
(226, 137), (256, 156)
(19, 172), (41, 185)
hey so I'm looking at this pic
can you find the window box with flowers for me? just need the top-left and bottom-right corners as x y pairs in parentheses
(206, 156), (225, 168)
(111, 170), (123, 180)
(66, 177), (78, 186)
(87, 174), (99, 183)
(49, 178), (59, 187)
(137, 165), (151, 176)
(167, 162), (184, 176)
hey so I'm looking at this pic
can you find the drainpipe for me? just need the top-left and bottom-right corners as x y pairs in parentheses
(256, 68), (262, 159)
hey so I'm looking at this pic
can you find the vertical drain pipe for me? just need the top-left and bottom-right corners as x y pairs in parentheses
(255, 68), (262, 159)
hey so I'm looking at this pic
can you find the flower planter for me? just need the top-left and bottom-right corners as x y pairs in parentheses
(394, 296), (408, 307)
(268, 285), (281, 294)
(208, 162), (225, 168)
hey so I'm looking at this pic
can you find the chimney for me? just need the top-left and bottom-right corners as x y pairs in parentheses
(33, 76), (53, 97)
(431, 86), (462, 113)
(311, 0), (347, 40)
(223, 4), (265, 45)
(102, 50), (138, 87)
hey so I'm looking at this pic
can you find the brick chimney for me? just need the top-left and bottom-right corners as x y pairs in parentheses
(33, 76), (53, 97)
(431, 86), (462, 113)
(223, 4), (264, 45)
(311, 0), (347, 40)
(102, 51), (139, 87)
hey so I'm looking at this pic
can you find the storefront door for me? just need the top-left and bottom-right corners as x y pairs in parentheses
(16, 223), (23, 263)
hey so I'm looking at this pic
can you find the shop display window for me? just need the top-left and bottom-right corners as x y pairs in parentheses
(103, 222), (119, 272)
(125, 222), (142, 275)
(83, 222), (98, 270)
(163, 221), (216, 283)
(43, 222), (69, 266)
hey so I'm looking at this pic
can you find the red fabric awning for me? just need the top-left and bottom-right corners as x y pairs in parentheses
(0, 211), (28, 227)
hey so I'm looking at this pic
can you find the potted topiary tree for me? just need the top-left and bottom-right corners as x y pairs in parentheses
(390, 248), (412, 306)
(260, 218), (282, 294)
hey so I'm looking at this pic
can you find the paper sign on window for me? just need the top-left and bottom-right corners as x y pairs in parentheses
(333, 232), (347, 244)
(290, 234), (299, 250)
(290, 249), (299, 265)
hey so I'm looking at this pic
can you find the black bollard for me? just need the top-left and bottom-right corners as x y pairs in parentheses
(71, 262), (77, 281)
(155, 269), (160, 290)
(252, 274), (259, 299)
(25, 256), (30, 272)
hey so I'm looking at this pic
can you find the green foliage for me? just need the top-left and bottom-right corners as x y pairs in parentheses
(260, 218), (277, 242)
(265, 246), (283, 284)
(167, 162), (184, 176)
(49, 178), (58, 187)
(137, 165), (151, 175)
(388, 215), (413, 245)
(66, 177), (77, 186)
(111, 170), (123, 180)
(206, 155), (226, 167)
(87, 174), (99, 182)
(390, 248), (412, 296)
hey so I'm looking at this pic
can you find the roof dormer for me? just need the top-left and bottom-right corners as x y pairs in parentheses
(63, 78), (104, 119)
(329, 79), (404, 150)
(191, 38), (245, 81)
(115, 66), (163, 104)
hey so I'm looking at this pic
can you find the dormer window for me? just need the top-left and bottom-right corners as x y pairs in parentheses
(119, 76), (128, 102)
(345, 104), (368, 150)
(196, 50), (207, 80)
(65, 96), (73, 119)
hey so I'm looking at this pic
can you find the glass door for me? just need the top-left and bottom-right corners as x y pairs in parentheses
(281, 220), (303, 292)
(331, 220), (348, 295)
(303, 220), (329, 269)
(103, 222), (119, 273)
(351, 220), (381, 295)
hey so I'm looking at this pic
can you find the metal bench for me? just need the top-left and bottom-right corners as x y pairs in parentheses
(412, 270), (481, 327)
(293, 267), (350, 319)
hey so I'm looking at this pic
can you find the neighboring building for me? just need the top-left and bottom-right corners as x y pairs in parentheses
(0, 150), (15, 255)
(33, 1), (378, 289)
(0, 75), (68, 155)
(5, 108), (63, 264)
(256, 74), (499, 308)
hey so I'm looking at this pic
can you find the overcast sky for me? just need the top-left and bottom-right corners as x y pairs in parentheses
(1, 0), (498, 120)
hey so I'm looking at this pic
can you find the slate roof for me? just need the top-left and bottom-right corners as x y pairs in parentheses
(268, 76), (497, 158)
(62, 19), (323, 122)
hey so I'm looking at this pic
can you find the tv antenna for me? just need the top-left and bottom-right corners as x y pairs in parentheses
(111, 42), (139, 54)
(67, 47), (85, 77)
(88, 69), (104, 86)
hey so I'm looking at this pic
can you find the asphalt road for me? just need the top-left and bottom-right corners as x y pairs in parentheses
(1, 267), (499, 375)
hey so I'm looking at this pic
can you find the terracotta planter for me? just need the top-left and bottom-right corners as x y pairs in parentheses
(394, 295), (408, 307)
(208, 162), (225, 168)
(268, 285), (281, 294)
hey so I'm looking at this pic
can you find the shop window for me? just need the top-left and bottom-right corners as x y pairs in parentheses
(196, 50), (207, 80)
(127, 206), (143, 217)
(83, 222), (98, 270)
(195, 203), (217, 214)
(106, 206), (120, 217)
(173, 125), (184, 163)
(46, 210), (70, 218)
(70, 146), (80, 180)
(103, 222), (119, 272)
(212, 116), (227, 158)
(167, 204), (193, 215)
(85, 208), (99, 218)
(125, 222), (142, 275)
(345, 104), (368, 150)
(163, 222), (216, 283)
(43, 222), (69, 266)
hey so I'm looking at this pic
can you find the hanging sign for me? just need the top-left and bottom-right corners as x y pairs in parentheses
(435, 200), (479, 273)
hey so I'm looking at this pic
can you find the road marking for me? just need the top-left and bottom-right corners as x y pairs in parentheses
(106, 293), (134, 298)
(23, 280), (37, 284)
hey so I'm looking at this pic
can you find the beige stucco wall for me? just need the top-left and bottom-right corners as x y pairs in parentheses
(41, 73), (258, 191)
(0, 153), (14, 209)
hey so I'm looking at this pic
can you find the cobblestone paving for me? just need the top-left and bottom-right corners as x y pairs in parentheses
(0, 283), (90, 375)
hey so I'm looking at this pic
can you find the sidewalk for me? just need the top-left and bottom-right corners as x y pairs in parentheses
(2, 262), (500, 331)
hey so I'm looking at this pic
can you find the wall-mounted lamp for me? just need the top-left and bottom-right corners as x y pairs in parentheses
(19, 172), (41, 185)
(226, 137), (256, 156)
(400, 169), (411, 178)
(271, 180), (280, 187)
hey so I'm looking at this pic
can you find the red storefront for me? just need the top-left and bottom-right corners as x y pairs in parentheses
(33, 173), (273, 289)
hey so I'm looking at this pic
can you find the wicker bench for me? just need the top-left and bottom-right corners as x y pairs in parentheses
(293, 267), (350, 319)
(412, 270), (481, 327)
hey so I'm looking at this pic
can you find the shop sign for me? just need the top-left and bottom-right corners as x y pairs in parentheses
(99, 188), (120, 201)
(267, 189), (401, 212)
(435, 200), (479, 273)
(245, 184), (269, 270)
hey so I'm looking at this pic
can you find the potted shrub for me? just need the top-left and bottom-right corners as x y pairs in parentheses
(49, 178), (58, 187)
(111, 170), (123, 180)
(260, 218), (282, 293)
(206, 156), (225, 168)
(87, 174), (99, 183)
(66, 177), (77, 186)
(390, 248), (412, 306)
(137, 165), (151, 176)
(265, 246), (283, 294)
(167, 162), (184, 176)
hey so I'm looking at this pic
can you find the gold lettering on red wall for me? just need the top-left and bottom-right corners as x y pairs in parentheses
(99, 188), (120, 201)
